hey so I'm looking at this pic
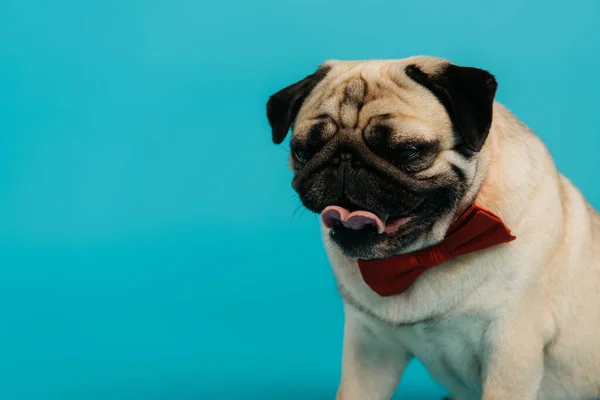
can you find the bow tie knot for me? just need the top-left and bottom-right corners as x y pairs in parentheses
(417, 244), (451, 269)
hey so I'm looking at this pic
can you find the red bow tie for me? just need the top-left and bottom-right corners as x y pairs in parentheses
(357, 204), (516, 297)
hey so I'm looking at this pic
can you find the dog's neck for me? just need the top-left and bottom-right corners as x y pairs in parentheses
(474, 103), (559, 236)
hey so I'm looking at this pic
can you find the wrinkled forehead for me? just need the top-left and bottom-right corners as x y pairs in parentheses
(294, 59), (453, 144)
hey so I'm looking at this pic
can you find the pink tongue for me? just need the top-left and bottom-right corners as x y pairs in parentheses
(321, 206), (387, 234)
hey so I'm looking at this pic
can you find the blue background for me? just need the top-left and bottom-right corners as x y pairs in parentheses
(1, 1), (599, 399)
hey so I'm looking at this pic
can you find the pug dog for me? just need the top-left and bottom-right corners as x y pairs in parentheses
(265, 56), (600, 400)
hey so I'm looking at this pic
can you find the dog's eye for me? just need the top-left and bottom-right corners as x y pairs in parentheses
(397, 146), (420, 159)
(292, 149), (313, 164)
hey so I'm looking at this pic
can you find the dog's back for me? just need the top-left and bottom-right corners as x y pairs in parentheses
(537, 173), (600, 398)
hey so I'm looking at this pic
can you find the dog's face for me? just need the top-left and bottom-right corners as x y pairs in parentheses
(266, 57), (497, 259)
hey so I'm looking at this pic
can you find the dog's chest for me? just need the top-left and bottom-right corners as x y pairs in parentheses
(394, 316), (488, 398)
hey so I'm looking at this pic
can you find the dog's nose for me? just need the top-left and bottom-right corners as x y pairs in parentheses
(332, 152), (362, 167)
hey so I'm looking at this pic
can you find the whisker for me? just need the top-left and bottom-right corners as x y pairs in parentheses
(275, 145), (291, 154)
(299, 206), (310, 219)
(292, 202), (305, 221)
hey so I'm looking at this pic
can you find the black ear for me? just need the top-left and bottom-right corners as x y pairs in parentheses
(405, 63), (497, 153)
(266, 66), (331, 144)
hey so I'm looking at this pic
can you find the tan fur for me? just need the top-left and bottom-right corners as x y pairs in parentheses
(294, 57), (600, 400)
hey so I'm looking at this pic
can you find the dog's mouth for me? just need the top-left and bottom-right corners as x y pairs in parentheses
(317, 199), (432, 258)
(321, 206), (414, 235)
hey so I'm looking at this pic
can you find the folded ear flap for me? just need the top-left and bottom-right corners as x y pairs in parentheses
(405, 63), (497, 153)
(266, 66), (331, 144)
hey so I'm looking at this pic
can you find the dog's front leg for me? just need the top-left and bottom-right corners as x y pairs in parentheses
(336, 312), (410, 400)
(481, 318), (546, 400)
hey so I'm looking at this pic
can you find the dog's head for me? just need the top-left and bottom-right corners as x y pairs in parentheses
(266, 56), (497, 259)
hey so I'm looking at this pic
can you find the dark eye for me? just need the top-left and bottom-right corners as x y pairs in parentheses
(397, 146), (420, 159)
(292, 149), (313, 164)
